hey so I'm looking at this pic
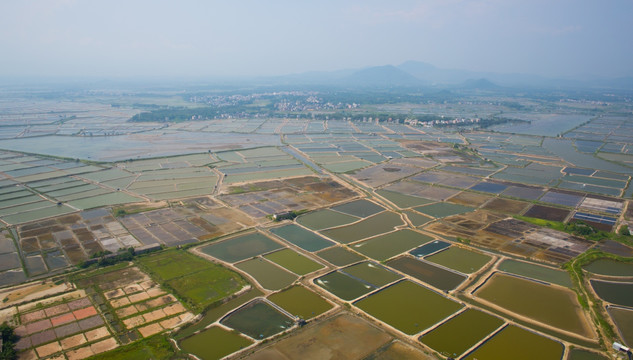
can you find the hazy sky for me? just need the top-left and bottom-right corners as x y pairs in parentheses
(1, 0), (632, 79)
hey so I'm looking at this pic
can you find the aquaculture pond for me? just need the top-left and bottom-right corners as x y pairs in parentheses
(321, 211), (404, 244)
(366, 340), (431, 360)
(402, 210), (433, 227)
(476, 273), (593, 337)
(354, 280), (463, 335)
(200, 232), (282, 263)
(463, 325), (564, 360)
(267, 286), (332, 320)
(342, 261), (402, 287)
(180, 326), (253, 360)
(414, 202), (474, 218)
(244, 313), (392, 360)
(270, 224), (334, 252)
(297, 209), (358, 230)
(316, 246), (364, 266)
(426, 247), (492, 274)
(263, 248), (324, 275)
(221, 300), (294, 339)
(607, 307), (633, 347)
(590, 280), (633, 307)
(315, 271), (374, 301)
(567, 348), (609, 360)
(583, 259), (633, 277)
(352, 229), (433, 261)
(235, 258), (297, 290)
(409, 240), (451, 257)
(498, 259), (573, 288)
(376, 189), (433, 208)
(387, 257), (466, 291)
(419, 308), (504, 358)
(331, 199), (385, 217)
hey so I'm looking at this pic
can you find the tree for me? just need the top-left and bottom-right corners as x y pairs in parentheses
(0, 322), (18, 360)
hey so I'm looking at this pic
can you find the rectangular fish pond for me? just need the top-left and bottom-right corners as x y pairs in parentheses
(267, 286), (333, 320)
(179, 326), (253, 360)
(387, 257), (466, 291)
(409, 240), (451, 257)
(331, 199), (385, 217)
(590, 280), (633, 307)
(221, 299), (295, 340)
(315, 271), (375, 301)
(583, 259), (633, 277)
(419, 308), (504, 358)
(425, 246), (492, 274)
(321, 211), (404, 244)
(607, 306), (633, 347)
(199, 232), (282, 263)
(341, 261), (402, 287)
(316, 246), (364, 266)
(462, 325), (564, 360)
(235, 258), (298, 291)
(263, 248), (324, 275)
(270, 224), (334, 252)
(498, 258), (573, 288)
(296, 209), (359, 230)
(351, 229), (433, 261)
(476, 273), (594, 338)
(354, 280), (463, 335)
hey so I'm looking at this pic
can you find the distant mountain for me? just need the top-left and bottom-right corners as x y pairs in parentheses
(397, 60), (475, 84)
(259, 60), (633, 91)
(342, 65), (424, 87)
(460, 78), (501, 90)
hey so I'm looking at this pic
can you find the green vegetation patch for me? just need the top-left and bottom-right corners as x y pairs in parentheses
(174, 287), (263, 340)
(463, 325), (564, 360)
(137, 250), (245, 311)
(263, 248), (324, 275)
(235, 258), (297, 290)
(199, 232), (283, 263)
(354, 280), (463, 335)
(476, 273), (593, 337)
(268, 286), (333, 320)
(352, 229), (433, 261)
(90, 334), (176, 360)
(426, 247), (491, 274)
(419, 309), (504, 358)
(180, 326), (253, 360)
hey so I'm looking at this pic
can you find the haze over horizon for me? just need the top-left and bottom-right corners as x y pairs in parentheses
(1, 0), (632, 80)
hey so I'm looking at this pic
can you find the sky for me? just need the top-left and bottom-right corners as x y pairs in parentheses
(1, 0), (632, 79)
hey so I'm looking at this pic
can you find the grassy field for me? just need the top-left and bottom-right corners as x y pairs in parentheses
(89, 334), (176, 360)
(137, 249), (246, 311)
